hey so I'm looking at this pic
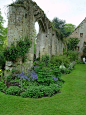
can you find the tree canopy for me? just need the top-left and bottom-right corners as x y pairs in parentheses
(0, 9), (7, 50)
(52, 17), (76, 37)
(64, 24), (76, 37)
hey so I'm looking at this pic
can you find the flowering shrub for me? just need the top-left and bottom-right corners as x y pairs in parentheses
(16, 71), (29, 81)
(28, 70), (38, 81)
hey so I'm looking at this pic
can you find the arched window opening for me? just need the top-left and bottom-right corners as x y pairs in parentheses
(34, 22), (39, 61)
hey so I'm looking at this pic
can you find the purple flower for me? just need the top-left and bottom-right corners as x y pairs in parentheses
(28, 70), (38, 81)
(52, 76), (58, 81)
(16, 71), (29, 81)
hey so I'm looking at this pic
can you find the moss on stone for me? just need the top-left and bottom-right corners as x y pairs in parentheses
(9, 4), (24, 7)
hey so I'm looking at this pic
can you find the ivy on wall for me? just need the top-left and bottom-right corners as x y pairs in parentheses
(3, 38), (31, 62)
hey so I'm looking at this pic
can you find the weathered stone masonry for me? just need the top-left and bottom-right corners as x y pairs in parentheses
(6, 0), (64, 73)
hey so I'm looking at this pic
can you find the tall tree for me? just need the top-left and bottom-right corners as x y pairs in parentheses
(52, 17), (66, 36)
(64, 24), (76, 37)
(52, 17), (76, 37)
(0, 9), (7, 50)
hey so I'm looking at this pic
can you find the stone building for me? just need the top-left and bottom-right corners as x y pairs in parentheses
(6, 0), (64, 73)
(69, 17), (86, 60)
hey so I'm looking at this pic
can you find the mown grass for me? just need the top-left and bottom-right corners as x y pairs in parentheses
(0, 64), (86, 115)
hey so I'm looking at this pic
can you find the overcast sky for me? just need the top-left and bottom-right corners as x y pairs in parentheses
(0, 0), (86, 29)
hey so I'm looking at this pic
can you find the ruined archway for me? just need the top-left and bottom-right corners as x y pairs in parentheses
(6, 0), (64, 74)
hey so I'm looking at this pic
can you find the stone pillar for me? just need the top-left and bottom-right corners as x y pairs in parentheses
(6, 3), (35, 74)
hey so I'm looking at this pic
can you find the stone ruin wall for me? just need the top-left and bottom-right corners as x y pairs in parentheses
(6, 0), (64, 74)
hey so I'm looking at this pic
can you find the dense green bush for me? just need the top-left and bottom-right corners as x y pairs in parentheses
(6, 86), (21, 95)
(6, 74), (12, 82)
(36, 67), (54, 86)
(35, 66), (61, 86)
(65, 50), (78, 61)
(50, 55), (70, 68)
(20, 84), (59, 98)
(3, 38), (31, 62)
(67, 37), (79, 51)
(0, 81), (7, 92)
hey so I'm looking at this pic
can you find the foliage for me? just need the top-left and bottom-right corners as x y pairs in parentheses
(52, 17), (75, 37)
(65, 50), (78, 61)
(35, 66), (61, 86)
(64, 24), (76, 37)
(16, 70), (38, 90)
(0, 9), (7, 50)
(0, 51), (6, 70)
(20, 84), (59, 98)
(50, 55), (70, 68)
(35, 67), (54, 86)
(84, 41), (86, 45)
(0, 64), (86, 115)
(0, 81), (7, 92)
(67, 37), (80, 51)
(81, 47), (86, 59)
(3, 38), (31, 62)
(6, 74), (12, 82)
(6, 86), (21, 95)
(52, 17), (65, 36)
(16, 71), (29, 90)
(40, 55), (50, 66)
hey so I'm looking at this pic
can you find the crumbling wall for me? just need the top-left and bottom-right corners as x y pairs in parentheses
(6, 0), (64, 74)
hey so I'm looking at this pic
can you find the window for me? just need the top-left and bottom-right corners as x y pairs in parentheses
(80, 33), (83, 37)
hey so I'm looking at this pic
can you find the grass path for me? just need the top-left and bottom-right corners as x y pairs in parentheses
(0, 64), (86, 115)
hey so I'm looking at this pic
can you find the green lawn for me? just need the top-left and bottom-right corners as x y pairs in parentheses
(0, 64), (86, 115)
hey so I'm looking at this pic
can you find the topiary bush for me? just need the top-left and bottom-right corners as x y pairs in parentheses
(6, 86), (21, 95)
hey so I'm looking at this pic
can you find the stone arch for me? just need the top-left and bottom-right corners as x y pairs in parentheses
(6, 0), (64, 73)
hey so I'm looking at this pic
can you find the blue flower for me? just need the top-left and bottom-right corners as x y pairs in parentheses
(16, 71), (29, 81)
(52, 76), (58, 81)
(28, 70), (38, 81)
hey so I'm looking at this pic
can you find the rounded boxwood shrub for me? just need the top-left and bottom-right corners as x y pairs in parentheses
(6, 86), (21, 95)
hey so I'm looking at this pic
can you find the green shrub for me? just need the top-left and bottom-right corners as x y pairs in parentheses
(0, 81), (7, 92)
(3, 38), (31, 62)
(6, 74), (12, 82)
(6, 86), (21, 95)
(20, 84), (59, 98)
(20, 92), (28, 98)
(49, 84), (59, 93)
(42, 86), (54, 97)
(26, 86), (43, 98)
(50, 55), (70, 68)
(36, 67), (54, 86)
(38, 55), (50, 67)
(66, 50), (78, 61)
(67, 37), (80, 51)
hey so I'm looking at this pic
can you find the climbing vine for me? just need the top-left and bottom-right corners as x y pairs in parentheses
(3, 38), (31, 62)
